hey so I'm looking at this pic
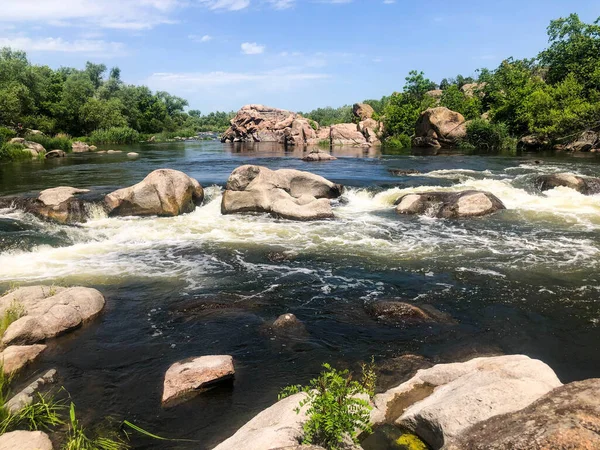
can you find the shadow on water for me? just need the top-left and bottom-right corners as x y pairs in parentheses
(0, 141), (600, 448)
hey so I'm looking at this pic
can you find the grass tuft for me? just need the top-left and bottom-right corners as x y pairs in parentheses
(63, 403), (129, 450)
(0, 301), (26, 336)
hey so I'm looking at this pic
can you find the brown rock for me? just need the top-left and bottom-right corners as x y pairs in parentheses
(0, 345), (46, 374)
(566, 130), (599, 152)
(45, 149), (66, 159)
(446, 379), (600, 450)
(162, 355), (234, 404)
(395, 190), (506, 218)
(72, 141), (90, 153)
(425, 89), (443, 100)
(352, 103), (375, 120)
(221, 165), (342, 221)
(358, 118), (381, 144)
(9, 138), (45, 157)
(460, 82), (487, 98)
(366, 301), (452, 325)
(518, 135), (548, 151)
(330, 123), (368, 147)
(302, 150), (336, 161)
(413, 107), (466, 148)
(536, 173), (600, 195)
(105, 169), (204, 217)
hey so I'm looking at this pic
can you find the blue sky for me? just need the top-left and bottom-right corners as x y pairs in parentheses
(1, 0), (599, 113)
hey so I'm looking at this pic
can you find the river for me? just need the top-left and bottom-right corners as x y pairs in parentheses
(0, 142), (599, 448)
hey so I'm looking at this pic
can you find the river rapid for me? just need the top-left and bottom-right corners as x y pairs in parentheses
(0, 142), (599, 448)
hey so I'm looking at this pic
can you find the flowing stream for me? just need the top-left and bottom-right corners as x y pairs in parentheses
(0, 142), (599, 448)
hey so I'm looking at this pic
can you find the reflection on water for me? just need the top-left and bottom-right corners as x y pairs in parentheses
(0, 142), (599, 449)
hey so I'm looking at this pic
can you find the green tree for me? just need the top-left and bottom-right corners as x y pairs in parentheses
(440, 85), (482, 120)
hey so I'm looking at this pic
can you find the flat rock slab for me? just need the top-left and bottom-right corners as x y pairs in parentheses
(0, 286), (105, 346)
(0, 430), (53, 450)
(446, 378), (600, 450)
(395, 190), (505, 218)
(213, 392), (308, 450)
(0, 345), (46, 374)
(371, 355), (562, 449)
(162, 355), (234, 405)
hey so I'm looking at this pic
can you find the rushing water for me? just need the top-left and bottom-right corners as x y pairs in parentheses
(0, 142), (599, 448)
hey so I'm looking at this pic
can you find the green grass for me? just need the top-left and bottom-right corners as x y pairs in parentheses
(0, 143), (32, 162)
(89, 127), (140, 145)
(0, 392), (65, 434)
(25, 133), (73, 152)
(0, 301), (26, 336)
(63, 403), (129, 450)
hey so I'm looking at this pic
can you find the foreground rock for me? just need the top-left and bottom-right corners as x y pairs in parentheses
(536, 173), (600, 195)
(221, 165), (342, 221)
(366, 301), (453, 325)
(105, 169), (204, 217)
(446, 378), (600, 450)
(9, 138), (45, 157)
(395, 191), (506, 218)
(5, 369), (57, 413)
(0, 286), (105, 346)
(0, 345), (46, 374)
(22, 186), (90, 224)
(221, 105), (317, 146)
(213, 392), (308, 450)
(0, 430), (53, 450)
(162, 355), (234, 405)
(371, 355), (562, 449)
(413, 107), (466, 148)
(302, 149), (336, 161)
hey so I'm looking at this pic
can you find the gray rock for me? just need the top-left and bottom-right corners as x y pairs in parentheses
(127, 152), (139, 158)
(0, 430), (53, 450)
(72, 141), (90, 153)
(9, 138), (45, 157)
(395, 190), (505, 218)
(302, 150), (336, 162)
(565, 130), (599, 152)
(29, 186), (90, 223)
(446, 378), (600, 450)
(105, 169), (204, 217)
(536, 173), (600, 195)
(330, 123), (368, 147)
(221, 165), (342, 221)
(0, 286), (105, 346)
(45, 149), (66, 158)
(366, 301), (453, 325)
(371, 355), (562, 449)
(5, 369), (57, 413)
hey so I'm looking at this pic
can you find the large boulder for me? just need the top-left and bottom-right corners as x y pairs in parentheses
(302, 149), (336, 162)
(330, 123), (368, 147)
(517, 134), (549, 151)
(0, 286), (105, 346)
(446, 378), (600, 450)
(9, 138), (45, 157)
(105, 169), (204, 217)
(460, 82), (487, 98)
(25, 186), (90, 224)
(395, 191), (506, 218)
(352, 103), (375, 120)
(221, 165), (343, 221)
(0, 344), (46, 374)
(213, 392), (309, 450)
(371, 355), (562, 449)
(566, 130), (599, 152)
(358, 119), (381, 144)
(413, 107), (466, 148)
(45, 149), (66, 159)
(536, 173), (600, 195)
(0, 430), (53, 450)
(162, 355), (234, 405)
(284, 118), (317, 147)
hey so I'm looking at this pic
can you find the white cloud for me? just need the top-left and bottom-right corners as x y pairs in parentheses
(189, 34), (213, 42)
(197, 0), (250, 11)
(0, 36), (126, 55)
(241, 42), (265, 54)
(266, 0), (295, 9)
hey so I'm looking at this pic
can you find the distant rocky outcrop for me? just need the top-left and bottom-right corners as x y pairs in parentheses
(72, 141), (91, 153)
(395, 190), (506, 218)
(221, 104), (382, 147)
(460, 82), (487, 98)
(535, 173), (600, 195)
(352, 103), (375, 120)
(565, 130), (599, 152)
(413, 107), (466, 148)
(221, 165), (343, 221)
(9, 138), (45, 158)
(104, 169), (204, 217)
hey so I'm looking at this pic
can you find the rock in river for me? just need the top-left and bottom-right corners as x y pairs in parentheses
(0, 286), (105, 346)
(105, 169), (204, 217)
(162, 355), (234, 405)
(366, 301), (453, 325)
(446, 378), (600, 450)
(45, 149), (66, 158)
(302, 149), (336, 162)
(371, 355), (562, 449)
(395, 190), (506, 218)
(0, 430), (53, 450)
(221, 165), (343, 221)
(536, 173), (600, 195)
(413, 107), (466, 149)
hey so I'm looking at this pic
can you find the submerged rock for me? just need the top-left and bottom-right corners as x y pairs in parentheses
(302, 149), (336, 162)
(5, 369), (57, 413)
(536, 173), (600, 195)
(213, 392), (309, 450)
(162, 355), (234, 405)
(0, 430), (53, 450)
(272, 313), (303, 330)
(395, 190), (506, 218)
(389, 169), (421, 176)
(221, 165), (343, 221)
(446, 378), (600, 450)
(105, 169), (204, 217)
(366, 301), (453, 325)
(0, 345), (46, 374)
(127, 152), (139, 158)
(371, 355), (562, 449)
(0, 286), (105, 346)
(413, 107), (466, 149)
(375, 354), (433, 393)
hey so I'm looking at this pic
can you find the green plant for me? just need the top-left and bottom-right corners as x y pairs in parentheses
(0, 127), (16, 144)
(0, 300), (26, 336)
(461, 119), (517, 152)
(279, 363), (374, 450)
(25, 133), (73, 152)
(383, 134), (412, 150)
(0, 392), (64, 434)
(318, 139), (331, 148)
(361, 357), (377, 399)
(0, 143), (31, 162)
(89, 127), (140, 145)
(63, 403), (128, 450)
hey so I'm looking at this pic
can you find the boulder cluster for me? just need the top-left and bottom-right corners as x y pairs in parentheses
(221, 104), (382, 147)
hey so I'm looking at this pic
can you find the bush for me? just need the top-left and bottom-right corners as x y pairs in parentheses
(0, 143), (31, 162)
(0, 127), (16, 145)
(89, 127), (140, 145)
(25, 133), (73, 152)
(461, 119), (516, 152)
(383, 134), (412, 149)
(279, 363), (374, 450)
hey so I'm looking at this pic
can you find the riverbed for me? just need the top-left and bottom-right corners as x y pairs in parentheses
(0, 142), (599, 449)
